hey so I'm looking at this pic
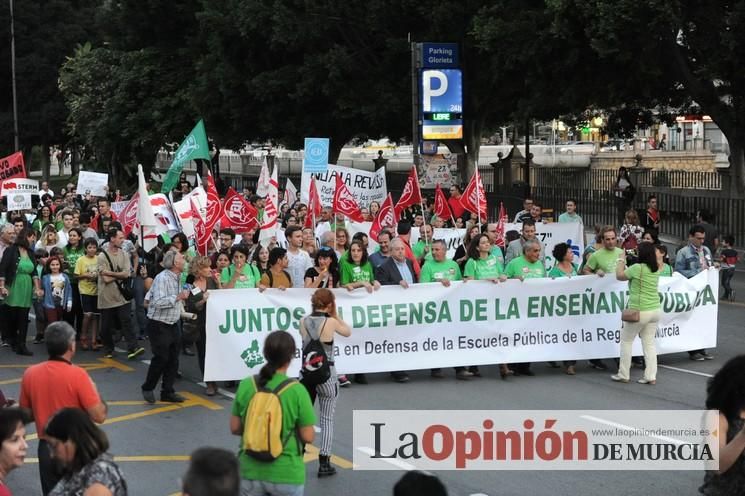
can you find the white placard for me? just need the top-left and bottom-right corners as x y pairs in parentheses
(300, 164), (387, 208)
(1, 178), (38, 197)
(7, 193), (32, 211)
(76, 171), (109, 197)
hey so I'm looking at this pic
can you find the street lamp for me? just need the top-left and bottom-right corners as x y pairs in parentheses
(9, 0), (19, 151)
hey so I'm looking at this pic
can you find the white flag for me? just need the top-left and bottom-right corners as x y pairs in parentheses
(259, 162), (279, 247)
(257, 157), (270, 197)
(137, 165), (159, 252)
(283, 178), (297, 206)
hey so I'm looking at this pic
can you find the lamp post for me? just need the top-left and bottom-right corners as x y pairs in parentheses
(9, 0), (19, 151)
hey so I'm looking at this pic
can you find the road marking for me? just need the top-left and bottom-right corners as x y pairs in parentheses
(24, 392), (222, 441)
(0, 358), (133, 385)
(581, 415), (686, 445)
(305, 444), (354, 469)
(357, 446), (415, 470)
(659, 364), (713, 378)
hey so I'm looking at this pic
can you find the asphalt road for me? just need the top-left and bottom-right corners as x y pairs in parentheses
(2, 287), (743, 496)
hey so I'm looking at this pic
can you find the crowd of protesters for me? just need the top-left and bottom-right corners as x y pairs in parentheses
(0, 168), (739, 495)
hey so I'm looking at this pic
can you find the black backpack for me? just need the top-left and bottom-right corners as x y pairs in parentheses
(300, 317), (331, 386)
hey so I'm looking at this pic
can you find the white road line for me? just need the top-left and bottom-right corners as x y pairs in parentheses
(357, 447), (416, 470)
(659, 364), (713, 378)
(580, 415), (686, 445)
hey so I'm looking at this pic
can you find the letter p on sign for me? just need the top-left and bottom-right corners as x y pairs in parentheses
(422, 70), (448, 112)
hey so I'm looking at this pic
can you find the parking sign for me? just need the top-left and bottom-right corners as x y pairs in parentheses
(421, 69), (462, 113)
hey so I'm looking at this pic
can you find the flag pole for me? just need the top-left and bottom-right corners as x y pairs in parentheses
(475, 169), (483, 233)
(413, 166), (430, 253)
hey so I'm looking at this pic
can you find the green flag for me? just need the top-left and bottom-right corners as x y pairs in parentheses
(161, 119), (211, 193)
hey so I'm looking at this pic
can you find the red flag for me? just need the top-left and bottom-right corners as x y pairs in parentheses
(118, 192), (140, 237)
(191, 198), (210, 256)
(0, 151), (26, 185)
(495, 202), (508, 248)
(394, 166), (422, 216)
(304, 177), (323, 228)
(221, 187), (258, 233)
(332, 174), (364, 222)
(460, 169), (488, 220)
(432, 184), (452, 221)
(369, 193), (398, 240)
(204, 171), (221, 233)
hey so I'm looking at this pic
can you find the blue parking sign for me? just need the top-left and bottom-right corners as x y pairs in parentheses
(303, 137), (329, 173)
(420, 69), (462, 113)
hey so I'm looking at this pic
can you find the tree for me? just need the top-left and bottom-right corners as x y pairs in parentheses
(549, 0), (745, 191)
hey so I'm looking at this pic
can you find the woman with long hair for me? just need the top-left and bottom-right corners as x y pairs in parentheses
(45, 408), (127, 496)
(250, 245), (270, 275)
(0, 407), (32, 496)
(453, 224), (481, 269)
(299, 289), (351, 478)
(304, 247), (340, 289)
(186, 256), (221, 396)
(229, 331), (315, 495)
(63, 227), (85, 335)
(463, 234), (506, 378)
(0, 227), (42, 356)
(613, 166), (635, 225)
(339, 240), (380, 294)
(612, 241), (661, 385)
(35, 224), (58, 252)
(619, 209), (644, 250)
(700, 356), (745, 495)
(31, 205), (53, 234)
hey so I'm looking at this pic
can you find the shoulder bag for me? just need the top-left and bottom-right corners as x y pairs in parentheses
(621, 265), (641, 322)
(102, 250), (134, 301)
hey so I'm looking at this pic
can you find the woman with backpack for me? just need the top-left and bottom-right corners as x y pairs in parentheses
(230, 331), (316, 496)
(299, 288), (351, 478)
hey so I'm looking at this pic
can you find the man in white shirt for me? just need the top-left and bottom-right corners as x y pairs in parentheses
(56, 210), (75, 248)
(284, 225), (312, 288)
(39, 181), (54, 198)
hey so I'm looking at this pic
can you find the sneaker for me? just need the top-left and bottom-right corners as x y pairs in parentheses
(142, 389), (156, 404)
(103, 350), (114, 359)
(565, 366), (576, 376)
(430, 369), (445, 379)
(127, 347), (145, 360)
(161, 392), (186, 403)
(637, 378), (656, 385)
(689, 352), (706, 361)
(611, 374), (629, 383)
(455, 370), (473, 380)
(338, 375), (351, 387)
(0, 340), (10, 348)
(701, 352), (715, 360)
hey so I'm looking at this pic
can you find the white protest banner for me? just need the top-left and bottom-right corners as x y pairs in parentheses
(300, 164), (387, 208)
(7, 193), (32, 211)
(506, 222), (585, 271)
(205, 269), (718, 381)
(172, 198), (195, 238)
(1, 178), (38, 197)
(110, 201), (128, 217)
(76, 171), (109, 197)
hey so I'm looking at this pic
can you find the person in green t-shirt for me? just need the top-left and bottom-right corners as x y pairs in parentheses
(463, 233), (507, 379)
(420, 240), (471, 381)
(612, 242), (661, 386)
(412, 224), (434, 263)
(339, 241), (380, 293)
(230, 331), (316, 493)
(655, 245), (673, 276)
(463, 234), (503, 281)
(580, 226), (623, 371)
(420, 240), (462, 286)
(548, 242), (578, 279)
(221, 245), (260, 289)
(501, 239), (545, 377)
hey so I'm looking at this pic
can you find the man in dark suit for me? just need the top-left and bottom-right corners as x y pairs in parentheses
(375, 238), (417, 383)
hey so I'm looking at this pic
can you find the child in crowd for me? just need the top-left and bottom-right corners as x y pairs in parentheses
(720, 235), (738, 300)
(75, 237), (101, 349)
(41, 256), (73, 324)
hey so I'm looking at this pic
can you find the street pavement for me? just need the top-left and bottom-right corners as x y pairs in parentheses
(2, 278), (744, 496)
